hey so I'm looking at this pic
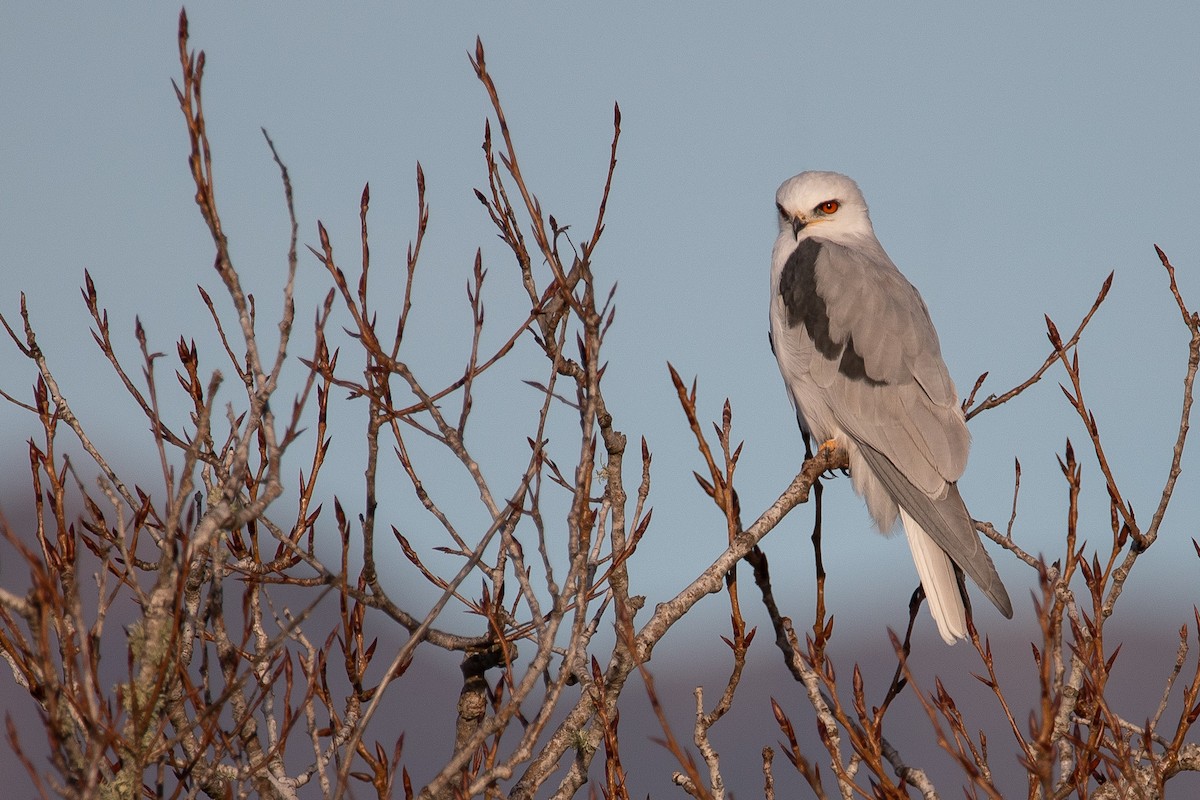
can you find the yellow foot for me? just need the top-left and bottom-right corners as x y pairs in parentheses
(818, 438), (840, 455)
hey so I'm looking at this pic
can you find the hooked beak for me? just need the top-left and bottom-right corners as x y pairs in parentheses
(791, 216), (807, 238)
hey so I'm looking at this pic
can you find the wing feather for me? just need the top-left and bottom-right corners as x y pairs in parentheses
(808, 241), (968, 483)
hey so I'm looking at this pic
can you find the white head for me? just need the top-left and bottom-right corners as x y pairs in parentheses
(775, 171), (875, 245)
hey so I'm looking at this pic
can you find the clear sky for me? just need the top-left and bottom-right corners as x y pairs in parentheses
(3, 3), (1200, 796)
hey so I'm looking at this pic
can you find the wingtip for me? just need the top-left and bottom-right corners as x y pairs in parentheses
(984, 578), (1014, 619)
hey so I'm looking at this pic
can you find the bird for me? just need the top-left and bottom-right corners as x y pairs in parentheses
(768, 170), (1012, 644)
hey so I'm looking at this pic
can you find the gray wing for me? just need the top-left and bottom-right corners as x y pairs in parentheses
(778, 237), (968, 494)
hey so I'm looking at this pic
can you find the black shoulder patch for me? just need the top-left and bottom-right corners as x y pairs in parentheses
(779, 239), (888, 386)
(838, 334), (887, 386)
(779, 238), (838, 360)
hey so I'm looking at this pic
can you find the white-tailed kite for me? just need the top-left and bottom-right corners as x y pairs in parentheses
(769, 171), (1012, 644)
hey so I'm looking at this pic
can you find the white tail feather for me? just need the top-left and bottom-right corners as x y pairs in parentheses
(899, 508), (967, 644)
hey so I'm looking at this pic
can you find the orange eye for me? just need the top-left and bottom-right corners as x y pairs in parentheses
(819, 200), (840, 214)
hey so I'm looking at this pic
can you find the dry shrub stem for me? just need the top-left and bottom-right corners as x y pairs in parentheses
(0, 10), (1197, 800)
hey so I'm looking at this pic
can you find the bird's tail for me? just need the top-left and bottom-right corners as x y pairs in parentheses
(899, 508), (967, 644)
(856, 443), (1013, 625)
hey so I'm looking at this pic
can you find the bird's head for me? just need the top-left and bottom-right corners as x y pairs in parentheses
(775, 171), (875, 244)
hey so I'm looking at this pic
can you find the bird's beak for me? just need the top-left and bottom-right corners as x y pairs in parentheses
(791, 216), (808, 238)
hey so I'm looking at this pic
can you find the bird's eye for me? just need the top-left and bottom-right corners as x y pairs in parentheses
(776, 202), (788, 219)
(819, 200), (840, 215)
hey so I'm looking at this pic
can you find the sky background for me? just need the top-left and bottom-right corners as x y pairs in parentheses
(3, 3), (1200, 797)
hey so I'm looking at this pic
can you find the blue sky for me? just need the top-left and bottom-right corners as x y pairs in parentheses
(3, 3), (1200, 795)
